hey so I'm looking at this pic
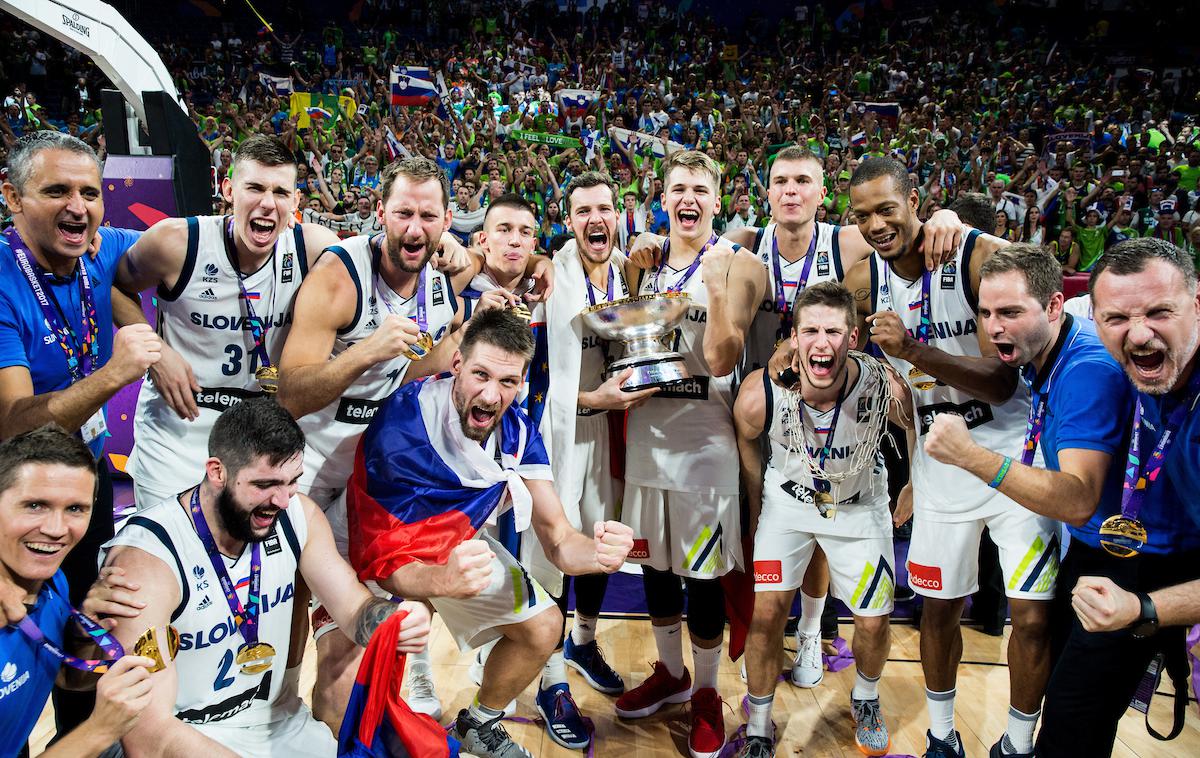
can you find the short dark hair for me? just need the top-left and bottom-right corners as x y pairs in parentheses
(460, 308), (535, 365)
(950, 192), (996, 232)
(793, 281), (857, 333)
(209, 398), (305, 477)
(231, 134), (297, 178)
(564, 171), (618, 213)
(0, 425), (95, 495)
(484, 193), (537, 227)
(850, 157), (913, 196)
(380, 156), (450, 209)
(1089, 237), (1198, 296)
(980, 244), (1062, 307)
(7, 131), (101, 193)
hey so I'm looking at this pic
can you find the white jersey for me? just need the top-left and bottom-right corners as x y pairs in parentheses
(102, 495), (308, 727)
(299, 235), (458, 492)
(743, 222), (845, 376)
(869, 228), (1035, 521)
(760, 354), (892, 538)
(128, 216), (308, 498)
(625, 247), (738, 495)
(579, 265), (630, 403)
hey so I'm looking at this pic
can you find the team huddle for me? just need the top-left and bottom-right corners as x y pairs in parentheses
(2, 129), (1199, 758)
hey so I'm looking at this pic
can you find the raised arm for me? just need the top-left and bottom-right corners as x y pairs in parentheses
(733, 371), (767, 538)
(527, 477), (632, 576)
(702, 248), (766, 377)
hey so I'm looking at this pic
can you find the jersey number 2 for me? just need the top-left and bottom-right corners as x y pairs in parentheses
(214, 648), (236, 691)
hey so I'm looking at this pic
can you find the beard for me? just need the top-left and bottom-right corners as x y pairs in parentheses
(384, 233), (436, 274)
(452, 382), (502, 442)
(215, 486), (275, 543)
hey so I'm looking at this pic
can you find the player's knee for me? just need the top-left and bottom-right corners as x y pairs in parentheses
(1008, 599), (1051, 640)
(920, 596), (964, 626)
(853, 613), (890, 643)
(749, 591), (791, 631)
(316, 628), (364, 677)
(518, 605), (564, 656)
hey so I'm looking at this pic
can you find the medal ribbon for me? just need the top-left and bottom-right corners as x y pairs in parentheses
(374, 235), (429, 332)
(655, 234), (718, 293)
(884, 261), (933, 343)
(586, 263), (616, 307)
(811, 371), (850, 495)
(1121, 370), (1200, 521)
(225, 219), (273, 370)
(16, 601), (124, 673)
(189, 488), (262, 648)
(771, 229), (818, 340)
(6, 228), (97, 381)
(1021, 324), (1082, 465)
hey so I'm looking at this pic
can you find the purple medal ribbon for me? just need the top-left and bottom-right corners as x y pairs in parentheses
(373, 235), (429, 332)
(770, 229), (818, 340)
(882, 261), (933, 343)
(189, 487), (263, 648)
(810, 370), (850, 497)
(6, 228), (97, 381)
(586, 263), (616, 307)
(16, 595), (124, 673)
(654, 234), (718, 293)
(1120, 369), (1200, 523)
(225, 219), (274, 370)
(1021, 325), (1082, 465)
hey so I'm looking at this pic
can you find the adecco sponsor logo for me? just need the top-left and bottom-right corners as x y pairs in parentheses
(753, 560), (783, 584)
(907, 561), (943, 591)
(629, 539), (650, 560)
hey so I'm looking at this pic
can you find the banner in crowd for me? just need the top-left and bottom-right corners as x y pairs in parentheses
(289, 92), (357, 128)
(509, 130), (581, 149)
(258, 73), (293, 95)
(323, 77), (365, 94)
(609, 127), (685, 159)
(556, 88), (599, 119)
(1043, 131), (1094, 158)
(853, 101), (901, 128)
(390, 65), (437, 106)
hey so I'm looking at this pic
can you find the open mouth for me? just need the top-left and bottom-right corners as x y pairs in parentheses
(809, 355), (834, 378)
(871, 231), (898, 253)
(248, 218), (277, 246)
(57, 220), (88, 247)
(586, 228), (609, 252)
(676, 209), (701, 229)
(1129, 348), (1166, 377)
(994, 341), (1017, 363)
(250, 507), (279, 531)
(24, 541), (65, 557)
(469, 405), (497, 429)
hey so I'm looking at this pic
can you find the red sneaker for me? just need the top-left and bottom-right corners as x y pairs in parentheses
(688, 687), (726, 758)
(614, 661), (692, 718)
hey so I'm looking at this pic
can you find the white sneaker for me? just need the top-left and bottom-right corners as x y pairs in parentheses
(469, 648), (518, 717)
(790, 631), (824, 688)
(406, 662), (443, 721)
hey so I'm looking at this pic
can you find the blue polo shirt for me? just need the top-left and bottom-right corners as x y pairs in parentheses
(1021, 314), (1133, 548)
(0, 571), (72, 758)
(0, 226), (141, 455)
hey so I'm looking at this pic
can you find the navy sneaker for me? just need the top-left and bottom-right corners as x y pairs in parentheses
(924, 730), (966, 758)
(535, 682), (591, 750)
(989, 736), (1034, 757)
(564, 636), (625, 694)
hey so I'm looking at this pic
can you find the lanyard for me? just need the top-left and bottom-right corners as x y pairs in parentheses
(771, 229), (818, 339)
(224, 219), (275, 370)
(586, 263), (616, 307)
(1021, 321), (1082, 465)
(884, 261), (932, 344)
(654, 234), (717, 293)
(373, 235), (429, 332)
(1121, 370), (1200, 522)
(189, 488), (263, 649)
(811, 370), (850, 494)
(6, 228), (97, 381)
(16, 595), (124, 673)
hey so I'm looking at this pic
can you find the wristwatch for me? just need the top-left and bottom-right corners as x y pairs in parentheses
(1130, 592), (1159, 639)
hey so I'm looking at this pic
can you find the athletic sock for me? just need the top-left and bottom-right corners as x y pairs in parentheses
(468, 699), (505, 725)
(410, 647), (432, 669)
(745, 692), (774, 739)
(925, 687), (957, 745)
(1002, 706), (1040, 753)
(798, 591), (825, 636)
(541, 650), (567, 689)
(653, 621), (686, 679)
(691, 641), (721, 690)
(851, 668), (880, 701)
(571, 614), (598, 646)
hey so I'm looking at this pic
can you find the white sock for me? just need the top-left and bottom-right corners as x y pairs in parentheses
(1003, 706), (1040, 753)
(926, 687), (957, 744)
(469, 699), (504, 724)
(541, 650), (567, 689)
(410, 647), (432, 669)
(691, 642), (721, 690)
(851, 668), (880, 701)
(798, 591), (825, 636)
(653, 622), (686, 678)
(745, 692), (774, 739)
(571, 614), (598, 646)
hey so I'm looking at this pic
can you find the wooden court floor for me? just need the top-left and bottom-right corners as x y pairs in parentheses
(31, 616), (1200, 757)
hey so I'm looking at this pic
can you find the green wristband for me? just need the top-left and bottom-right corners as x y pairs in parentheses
(988, 456), (1012, 489)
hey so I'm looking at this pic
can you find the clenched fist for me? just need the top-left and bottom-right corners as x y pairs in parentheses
(700, 242), (737, 288)
(923, 413), (975, 464)
(362, 314), (422, 364)
(593, 520), (634, 573)
(109, 324), (162, 385)
(437, 539), (495, 598)
(866, 310), (915, 359)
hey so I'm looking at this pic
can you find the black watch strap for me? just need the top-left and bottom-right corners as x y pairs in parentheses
(1131, 591), (1159, 638)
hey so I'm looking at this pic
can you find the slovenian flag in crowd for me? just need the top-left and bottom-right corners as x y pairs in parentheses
(391, 66), (437, 106)
(850, 131), (867, 147)
(346, 375), (552, 583)
(556, 88), (599, 119)
(855, 101), (901, 128)
(258, 73), (294, 95)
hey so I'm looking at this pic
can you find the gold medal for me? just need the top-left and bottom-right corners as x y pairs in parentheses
(133, 625), (180, 673)
(402, 332), (435, 361)
(255, 365), (279, 394)
(511, 303), (532, 323)
(235, 642), (276, 675)
(907, 366), (937, 391)
(1099, 515), (1148, 558)
(814, 490), (837, 519)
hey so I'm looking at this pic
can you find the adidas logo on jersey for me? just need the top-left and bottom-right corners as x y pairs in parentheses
(199, 288), (218, 301)
(202, 263), (220, 283)
(196, 595), (212, 611)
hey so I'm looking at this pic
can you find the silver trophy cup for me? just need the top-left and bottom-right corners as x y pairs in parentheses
(580, 293), (693, 391)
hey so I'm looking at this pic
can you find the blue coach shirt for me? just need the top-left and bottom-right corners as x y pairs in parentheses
(0, 226), (141, 456)
(0, 571), (72, 758)
(1126, 377), (1200, 553)
(1021, 313), (1133, 549)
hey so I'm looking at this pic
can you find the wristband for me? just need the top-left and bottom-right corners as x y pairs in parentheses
(988, 456), (1012, 489)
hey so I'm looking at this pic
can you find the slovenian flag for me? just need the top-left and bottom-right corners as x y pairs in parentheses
(556, 88), (599, 119)
(258, 73), (294, 96)
(346, 375), (552, 583)
(242, 291), (261, 301)
(855, 101), (901, 128)
(390, 66), (437, 106)
(383, 125), (406, 162)
(850, 131), (867, 147)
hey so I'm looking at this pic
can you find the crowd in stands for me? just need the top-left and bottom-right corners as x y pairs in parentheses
(2, 0), (1199, 266)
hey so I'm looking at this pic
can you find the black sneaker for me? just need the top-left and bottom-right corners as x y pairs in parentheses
(453, 708), (533, 758)
(736, 735), (775, 757)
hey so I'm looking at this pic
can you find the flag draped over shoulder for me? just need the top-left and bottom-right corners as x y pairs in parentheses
(346, 375), (552, 583)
